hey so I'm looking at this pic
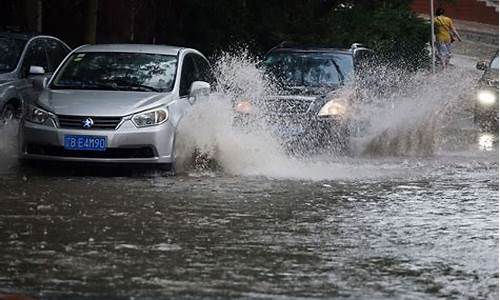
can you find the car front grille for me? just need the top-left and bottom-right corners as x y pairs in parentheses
(264, 98), (313, 115)
(26, 144), (156, 159)
(57, 115), (122, 130)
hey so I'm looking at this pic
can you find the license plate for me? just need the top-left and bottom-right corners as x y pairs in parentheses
(64, 135), (107, 151)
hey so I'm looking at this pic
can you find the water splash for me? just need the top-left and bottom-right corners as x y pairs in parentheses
(175, 49), (483, 179)
(353, 66), (478, 156)
(0, 121), (19, 173)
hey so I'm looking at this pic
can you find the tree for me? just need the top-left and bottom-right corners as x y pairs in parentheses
(84, 0), (98, 44)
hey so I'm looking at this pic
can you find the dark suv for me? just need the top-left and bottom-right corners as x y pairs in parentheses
(234, 43), (374, 153)
(474, 51), (498, 131)
(0, 32), (70, 122)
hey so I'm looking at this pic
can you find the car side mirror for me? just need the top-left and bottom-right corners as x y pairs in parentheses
(189, 81), (211, 99)
(29, 65), (46, 76)
(476, 61), (488, 71)
(32, 77), (49, 90)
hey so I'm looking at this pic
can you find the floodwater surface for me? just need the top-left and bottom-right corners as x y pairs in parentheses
(0, 54), (498, 299)
(0, 146), (497, 299)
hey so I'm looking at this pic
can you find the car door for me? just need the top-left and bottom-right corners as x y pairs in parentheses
(16, 38), (51, 105)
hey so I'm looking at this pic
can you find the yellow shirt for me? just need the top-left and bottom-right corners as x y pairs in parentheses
(434, 16), (453, 43)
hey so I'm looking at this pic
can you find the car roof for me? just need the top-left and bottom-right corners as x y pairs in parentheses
(267, 47), (354, 56)
(75, 44), (184, 55)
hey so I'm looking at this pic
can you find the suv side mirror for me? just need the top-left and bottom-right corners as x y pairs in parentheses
(189, 81), (211, 98)
(29, 65), (46, 76)
(476, 61), (488, 71)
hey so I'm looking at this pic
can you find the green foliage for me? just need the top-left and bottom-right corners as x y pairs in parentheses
(1, 0), (432, 69)
(327, 2), (431, 69)
(245, 0), (430, 69)
(166, 0), (431, 69)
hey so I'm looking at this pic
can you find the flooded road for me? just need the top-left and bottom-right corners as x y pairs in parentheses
(0, 54), (498, 299)
(0, 144), (497, 299)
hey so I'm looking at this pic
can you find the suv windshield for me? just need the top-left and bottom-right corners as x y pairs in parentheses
(264, 51), (354, 88)
(0, 37), (26, 73)
(51, 52), (178, 92)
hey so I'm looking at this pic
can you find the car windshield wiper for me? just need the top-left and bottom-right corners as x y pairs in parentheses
(104, 78), (161, 92)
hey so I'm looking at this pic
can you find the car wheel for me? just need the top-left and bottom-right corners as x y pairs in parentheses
(1, 104), (17, 124)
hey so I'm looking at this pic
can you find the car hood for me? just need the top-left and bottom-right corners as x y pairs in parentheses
(37, 89), (176, 117)
(282, 85), (340, 96)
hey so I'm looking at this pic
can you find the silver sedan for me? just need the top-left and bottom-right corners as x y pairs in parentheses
(19, 44), (213, 171)
(0, 32), (70, 122)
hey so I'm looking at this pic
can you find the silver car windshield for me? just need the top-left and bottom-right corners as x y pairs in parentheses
(0, 37), (26, 73)
(51, 52), (178, 92)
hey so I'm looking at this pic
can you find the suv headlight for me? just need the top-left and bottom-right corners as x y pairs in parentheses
(318, 100), (347, 117)
(477, 90), (496, 106)
(132, 107), (169, 128)
(25, 105), (52, 124)
(234, 100), (253, 114)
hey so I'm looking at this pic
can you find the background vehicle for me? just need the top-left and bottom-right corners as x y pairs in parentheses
(19, 44), (212, 171)
(0, 32), (70, 123)
(234, 43), (374, 154)
(474, 51), (499, 131)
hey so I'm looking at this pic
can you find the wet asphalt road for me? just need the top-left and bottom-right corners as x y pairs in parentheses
(0, 141), (498, 299)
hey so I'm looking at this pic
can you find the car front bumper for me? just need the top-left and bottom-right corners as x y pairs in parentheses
(19, 118), (176, 164)
(234, 113), (349, 145)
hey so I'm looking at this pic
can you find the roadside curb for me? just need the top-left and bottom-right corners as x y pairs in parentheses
(459, 29), (499, 45)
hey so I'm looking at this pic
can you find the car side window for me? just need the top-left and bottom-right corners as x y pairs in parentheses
(193, 55), (214, 84)
(46, 39), (70, 73)
(22, 39), (49, 76)
(179, 54), (196, 97)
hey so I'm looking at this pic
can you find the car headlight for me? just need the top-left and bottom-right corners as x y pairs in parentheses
(234, 100), (253, 114)
(318, 100), (347, 117)
(477, 90), (497, 106)
(26, 105), (52, 124)
(132, 107), (169, 128)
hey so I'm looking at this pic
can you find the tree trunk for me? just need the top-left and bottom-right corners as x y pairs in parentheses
(130, 1), (136, 42)
(35, 0), (42, 33)
(22, 0), (42, 32)
(85, 0), (98, 44)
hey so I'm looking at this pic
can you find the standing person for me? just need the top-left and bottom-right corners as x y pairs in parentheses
(434, 8), (462, 69)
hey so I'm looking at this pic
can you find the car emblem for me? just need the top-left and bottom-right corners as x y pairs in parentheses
(81, 117), (94, 129)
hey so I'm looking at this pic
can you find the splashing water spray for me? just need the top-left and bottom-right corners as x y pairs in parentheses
(174, 48), (480, 179)
(0, 121), (19, 173)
